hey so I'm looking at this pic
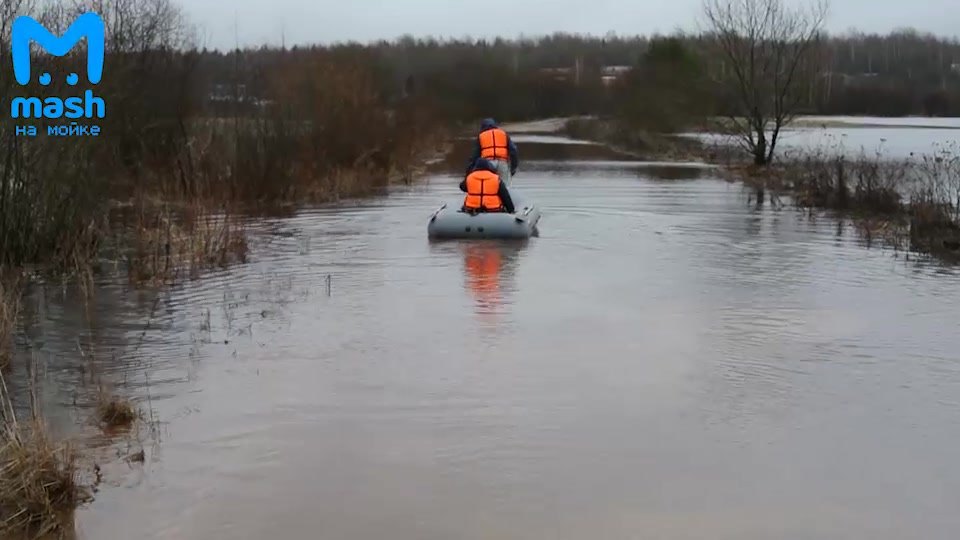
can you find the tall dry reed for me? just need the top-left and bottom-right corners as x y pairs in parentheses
(126, 200), (249, 286)
(0, 273), (21, 371)
(0, 370), (89, 537)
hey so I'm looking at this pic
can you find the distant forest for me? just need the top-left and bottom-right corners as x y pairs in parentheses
(195, 29), (960, 125)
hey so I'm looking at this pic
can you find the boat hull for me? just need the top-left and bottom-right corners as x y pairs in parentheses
(427, 192), (541, 240)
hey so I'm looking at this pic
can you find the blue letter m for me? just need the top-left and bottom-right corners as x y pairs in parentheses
(11, 12), (105, 85)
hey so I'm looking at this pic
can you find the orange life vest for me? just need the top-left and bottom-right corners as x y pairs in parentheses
(478, 128), (510, 161)
(462, 170), (503, 212)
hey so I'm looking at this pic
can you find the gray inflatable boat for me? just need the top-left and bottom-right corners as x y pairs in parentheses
(427, 191), (541, 240)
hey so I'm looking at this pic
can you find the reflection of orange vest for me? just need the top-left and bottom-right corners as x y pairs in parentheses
(463, 170), (503, 212)
(479, 128), (510, 160)
(465, 247), (502, 306)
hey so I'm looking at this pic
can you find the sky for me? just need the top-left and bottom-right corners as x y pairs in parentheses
(181, 0), (960, 51)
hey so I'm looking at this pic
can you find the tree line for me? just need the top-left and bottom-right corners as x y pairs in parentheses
(194, 26), (960, 124)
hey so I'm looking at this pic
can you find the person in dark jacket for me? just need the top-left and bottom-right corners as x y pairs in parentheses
(460, 158), (515, 214)
(466, 118), (519, 185)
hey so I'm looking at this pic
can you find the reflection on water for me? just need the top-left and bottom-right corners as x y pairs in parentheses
(425, 239), (527, 328)
(798, 115), (960, 129)
(9, 133), (960, 540)
(521, 161), (715, 182)
(460, 241), (524, 323)
(516, 142), (638, 162)
(510, 134), (599, 145)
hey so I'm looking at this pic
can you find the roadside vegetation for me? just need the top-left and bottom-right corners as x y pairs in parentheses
(559, 0), (960, 263)
(0, 370), (90, 538)
(0, 274), (19, 371)
(772, 145), (960, 260)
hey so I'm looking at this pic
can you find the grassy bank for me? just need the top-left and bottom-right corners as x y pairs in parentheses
(561, 117), (706, 161)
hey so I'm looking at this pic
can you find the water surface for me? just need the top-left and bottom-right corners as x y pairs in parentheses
(12, 134), (960, 540)
(685, 116), (960, 159)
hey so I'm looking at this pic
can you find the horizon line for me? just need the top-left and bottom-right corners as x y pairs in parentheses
(186, 26), (960, 53)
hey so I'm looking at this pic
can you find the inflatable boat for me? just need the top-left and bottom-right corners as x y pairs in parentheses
(427, 191), (541, 240)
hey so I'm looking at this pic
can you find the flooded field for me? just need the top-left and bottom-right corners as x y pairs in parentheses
(684, 115), (960, 159)
(10, 133), (960, 539)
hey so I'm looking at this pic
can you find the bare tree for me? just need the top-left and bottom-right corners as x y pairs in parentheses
(702, 0), (829, 166)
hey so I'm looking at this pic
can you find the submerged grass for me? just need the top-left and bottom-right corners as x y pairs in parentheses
(97, 398), (140, 429)
(95, 393), (140, 431)
(0, 422), (87, 538)
(0, 275), (20, 371)
(730, 144), (960, 261)
(774, 150), (907, 215)
(124, 200), (249, 286)
(0, 372), (89, 538)
(908, 190), (960, 260)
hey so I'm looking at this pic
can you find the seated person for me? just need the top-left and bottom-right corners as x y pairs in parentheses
(466, 118), (519, 185)
(459, 158), (515, 214)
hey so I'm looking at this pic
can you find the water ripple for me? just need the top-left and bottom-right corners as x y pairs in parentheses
(9, 156), (959, 540)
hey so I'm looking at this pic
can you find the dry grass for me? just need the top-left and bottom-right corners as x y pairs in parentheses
(777, 151), (906, 214)
(95, 394), (140, 430)
(710, 141), (960, 261)
(127, 200), (249, 286)
(0, 274), (22, 371)
(0, 373), (89, 538)
(908, 189), (960, 258)
(0, 423), (87, 537)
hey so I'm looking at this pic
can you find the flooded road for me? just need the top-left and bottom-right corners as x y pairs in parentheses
(15, 136), (960, 539)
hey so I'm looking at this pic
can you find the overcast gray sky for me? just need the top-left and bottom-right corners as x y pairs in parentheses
(182, 0), (959, 51)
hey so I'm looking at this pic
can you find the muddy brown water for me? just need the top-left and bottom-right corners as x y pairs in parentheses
(8, 135), (960, 540)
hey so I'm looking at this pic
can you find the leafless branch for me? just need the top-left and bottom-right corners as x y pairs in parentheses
(701, 0), (829, 165)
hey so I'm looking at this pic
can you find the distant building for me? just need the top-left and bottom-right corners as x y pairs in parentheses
(538, 67), (574, 82)
(208, 83), (247, 102)
(818, 71), (884, 88)
(819, 71), (854, 84)
(207, 83), (271, 109)
(536, 63), (632, 86)
(600, 65), (632, 86)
